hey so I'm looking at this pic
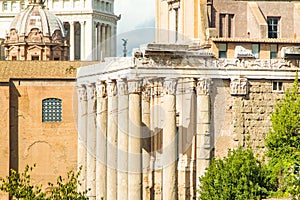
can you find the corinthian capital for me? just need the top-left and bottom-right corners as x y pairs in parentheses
(128, 79), (141, 94)
(117, 79), (128, 96)
(107, 80), (117, 97)
(77, 85), (87, 101)
(163, 78), (177, 95)
(96, 81), (106, 98)
(196, 78), (212, 96)
(86, 83), (96, 100)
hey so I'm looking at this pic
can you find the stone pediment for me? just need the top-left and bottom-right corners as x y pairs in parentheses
(28, 45), (43, 51)
(52, 46), (63, 51)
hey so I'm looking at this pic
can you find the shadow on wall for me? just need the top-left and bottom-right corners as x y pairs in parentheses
(9, 81), (20, 172)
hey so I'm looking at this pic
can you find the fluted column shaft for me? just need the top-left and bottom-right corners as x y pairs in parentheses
(70, 21), (75, 61)
(96, 81), (107, 200)
(196, 78), (212, 198)
(106, 25), (111, 57)
(117, 79), (129, 200)
(77, 85), (87, 192)
(106, 80), (118, 200)
(86, 84), (96, 200)
(128, 80), (142, 200)
(162, 79), (177, 200)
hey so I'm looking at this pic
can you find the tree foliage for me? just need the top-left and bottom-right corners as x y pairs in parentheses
(265, 74), (300, 198)
(0, 165), (88, 200)
(198, 147), (268, 200)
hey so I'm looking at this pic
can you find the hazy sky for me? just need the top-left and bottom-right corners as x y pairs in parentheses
(114, 0), (155, 34)
(114, 0), (156, 56)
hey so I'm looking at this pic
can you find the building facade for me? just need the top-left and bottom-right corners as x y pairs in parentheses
(0, 0), (119, 60)
(76, 0), (300, 199)
(77, 44), (299, 200)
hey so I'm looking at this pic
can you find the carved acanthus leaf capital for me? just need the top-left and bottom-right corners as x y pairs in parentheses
(96, 81), (106, 98)
(163, 79), (177, 95)
(196, 78), (212, 95)
(107, 80), (117, 97)
(117, 79), (128, 96)
(86, 83), (96, 100)
(77, 85), (87, 101)
(128, 80), (141, 94)
(230, 78), (248, 96)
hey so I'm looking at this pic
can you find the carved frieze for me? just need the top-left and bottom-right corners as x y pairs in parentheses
(230, 78), (248, 96)
(196, 78), (211, 95)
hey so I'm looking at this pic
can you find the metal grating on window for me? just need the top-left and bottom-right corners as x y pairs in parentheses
(42, 98), (62, 122)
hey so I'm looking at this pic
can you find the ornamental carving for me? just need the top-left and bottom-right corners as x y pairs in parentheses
(27, 28), (43, 43)
(96, 81), (106, 98)
(150, 80), (163, 97)
(52, 30), (63, 43)
(77, 85), (87, 101)
(196, 78), (211, 95)
(107, 80), (117, 97)
(86, 83), (96, 100)
(163, 79), (177, 95)
(230, 78), (248, 96)
(128, 80), (141, 94)
(117, 79), (128, 95)
(9, 29), (19, 42)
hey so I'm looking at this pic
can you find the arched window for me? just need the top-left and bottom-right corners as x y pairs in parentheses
(42, 98), (62, 122)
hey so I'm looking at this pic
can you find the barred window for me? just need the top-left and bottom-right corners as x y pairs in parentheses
(42, 98), (62, 122)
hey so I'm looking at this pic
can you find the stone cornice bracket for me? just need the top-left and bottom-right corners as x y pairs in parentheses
(196, 78), (212, 96)
(86, 83), (96, 100)
(117, 78), (128, 96)
(128, 79), (142, 94)
(77, 84), (87, 101)
(230, 78), (249, 96)
(96, 81), (106, 98)
(107, 79), (117, 97)
(163, 78), (178, 95)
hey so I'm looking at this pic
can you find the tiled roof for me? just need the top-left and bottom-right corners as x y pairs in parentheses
(0, 61), (97, 82)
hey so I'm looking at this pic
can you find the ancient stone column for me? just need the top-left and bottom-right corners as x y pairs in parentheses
(86, 83), (97, 200)
(106, 25), (111, 57)
(162, 78), (177, 200)
(96, 81), (107, 200)
(80, 21), (85, 60)
(69, 21), (75, 60)
(128, 79), (142, 200)
(77, 85), (87, 192)
(142, 84), (151, 200)
(196, 78), (212, 198)
(106, 79), (118, 200)
(117, 78), (128, 200)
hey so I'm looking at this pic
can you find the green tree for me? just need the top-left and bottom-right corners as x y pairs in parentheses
(198, 147), (268, 200)
(0, 165), (88, 200)
(265, 74), (300, 199)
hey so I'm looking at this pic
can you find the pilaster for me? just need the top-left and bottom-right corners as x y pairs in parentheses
(80, 21), (86, 60)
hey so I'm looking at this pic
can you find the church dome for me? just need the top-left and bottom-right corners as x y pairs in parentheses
(4, 0), (69, 61)
(9, 0), (66, 39)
